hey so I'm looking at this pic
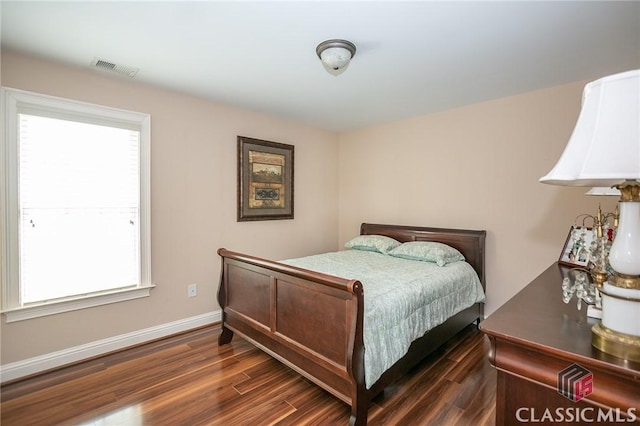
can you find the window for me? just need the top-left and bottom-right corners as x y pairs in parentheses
(1, 88), (153, 322)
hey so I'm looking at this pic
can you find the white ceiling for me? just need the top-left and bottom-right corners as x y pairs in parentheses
(2, 1), (639, 132)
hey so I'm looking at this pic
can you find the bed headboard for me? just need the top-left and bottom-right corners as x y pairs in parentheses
(360, 223), (486, 290)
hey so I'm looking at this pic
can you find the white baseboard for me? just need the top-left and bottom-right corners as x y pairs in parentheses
(0, 310), (221, 383)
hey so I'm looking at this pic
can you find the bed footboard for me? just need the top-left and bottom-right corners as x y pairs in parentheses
(217, 248), (367, 423)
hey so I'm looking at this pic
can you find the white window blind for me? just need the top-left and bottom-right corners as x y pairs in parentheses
(1, 87), (153, 321)
(19, 114), (141, 302)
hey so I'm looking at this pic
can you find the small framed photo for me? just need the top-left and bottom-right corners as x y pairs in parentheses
(559, 226), (595, 267)
(237, 136), (294, 221)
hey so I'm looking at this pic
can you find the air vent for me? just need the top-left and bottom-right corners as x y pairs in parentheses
(90, 57), (139, 78)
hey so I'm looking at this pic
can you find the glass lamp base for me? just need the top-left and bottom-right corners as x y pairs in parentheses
(593, 280), (640, 361)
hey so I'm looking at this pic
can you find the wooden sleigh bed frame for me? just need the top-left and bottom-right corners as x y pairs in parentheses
(217, 223), (486, 425)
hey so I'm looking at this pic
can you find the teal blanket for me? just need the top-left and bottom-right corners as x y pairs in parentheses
(282, 250), (485, 388)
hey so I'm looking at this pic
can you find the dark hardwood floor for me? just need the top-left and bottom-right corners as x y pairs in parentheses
(1, 323), (496, 425)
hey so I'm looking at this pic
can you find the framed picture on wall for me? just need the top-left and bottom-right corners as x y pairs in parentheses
(559, 226), (595, 267)
(237, 136), (294, 221)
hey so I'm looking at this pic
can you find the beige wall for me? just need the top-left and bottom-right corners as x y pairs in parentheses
(1, 49), (621, 367)
(337, 81), (618, 315)
(0, 50), (340, 363)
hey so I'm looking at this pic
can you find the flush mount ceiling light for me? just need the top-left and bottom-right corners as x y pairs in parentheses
(316, 39), (356, 76)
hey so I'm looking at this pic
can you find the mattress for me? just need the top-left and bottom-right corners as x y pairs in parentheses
(281, 249), (485, 388)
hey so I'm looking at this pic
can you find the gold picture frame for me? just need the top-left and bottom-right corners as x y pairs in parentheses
(237, 136), (294, 221)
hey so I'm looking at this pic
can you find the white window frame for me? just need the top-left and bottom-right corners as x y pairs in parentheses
(1, 87), (153, 322)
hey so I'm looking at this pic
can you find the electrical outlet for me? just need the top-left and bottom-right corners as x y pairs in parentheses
(188, 283), (197, 298)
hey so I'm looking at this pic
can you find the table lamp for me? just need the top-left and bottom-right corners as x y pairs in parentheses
(540, 69), (640, 362)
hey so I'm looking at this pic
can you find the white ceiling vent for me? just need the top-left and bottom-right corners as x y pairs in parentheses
(90, 57), (139, 78)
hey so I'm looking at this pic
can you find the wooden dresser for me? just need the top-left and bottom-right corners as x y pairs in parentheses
(479, 263), (640, 425)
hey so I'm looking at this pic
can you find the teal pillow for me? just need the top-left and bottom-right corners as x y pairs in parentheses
(344, 235), (401, 254)
(388, 241), (465, 266)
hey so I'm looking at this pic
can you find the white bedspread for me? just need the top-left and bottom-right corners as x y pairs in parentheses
(282, 250), (485, 388)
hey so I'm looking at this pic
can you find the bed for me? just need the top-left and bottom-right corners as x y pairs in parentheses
(217, 223), (486, 425)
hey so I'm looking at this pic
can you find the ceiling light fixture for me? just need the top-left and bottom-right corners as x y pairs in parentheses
(316, 39), (356, 76)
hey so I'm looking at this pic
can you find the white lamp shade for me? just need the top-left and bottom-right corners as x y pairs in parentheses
(540, 70), (640, 187)
(585, 187), (622, 196)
